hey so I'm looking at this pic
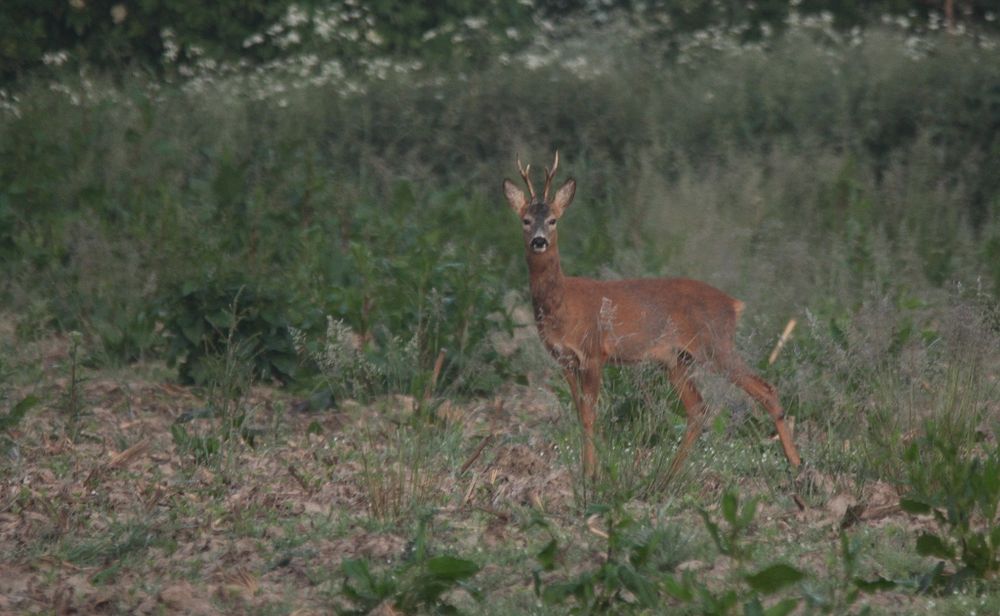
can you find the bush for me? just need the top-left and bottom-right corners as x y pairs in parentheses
(163, 278), (297, 385)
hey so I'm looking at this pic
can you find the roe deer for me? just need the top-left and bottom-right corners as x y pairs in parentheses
(502, 152), (801, 479)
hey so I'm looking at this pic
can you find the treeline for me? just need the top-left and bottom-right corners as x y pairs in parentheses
(2, 0), (998, 82)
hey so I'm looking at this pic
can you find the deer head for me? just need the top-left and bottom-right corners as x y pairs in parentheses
(502, 151), (576, 255)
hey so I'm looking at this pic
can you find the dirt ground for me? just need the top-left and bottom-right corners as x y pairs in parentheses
(0, 335), (982, 614)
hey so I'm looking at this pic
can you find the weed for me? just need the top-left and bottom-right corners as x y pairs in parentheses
(901, 428), (1000, 592)
(170, 300), (263, 468)
(164, 280), (296, 386)
(0, 393), (38, 461)
(357, 420), (441, 525)
(338, 515), (481, 615)
(532, 502), (684, 613)
(59, 330), (87, 440)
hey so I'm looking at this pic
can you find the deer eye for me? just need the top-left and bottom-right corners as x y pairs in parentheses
(547, 218), (557, 226)
(522, 218), (531, 226)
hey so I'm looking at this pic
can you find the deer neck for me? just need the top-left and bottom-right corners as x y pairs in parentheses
(527, 246), (566, 322)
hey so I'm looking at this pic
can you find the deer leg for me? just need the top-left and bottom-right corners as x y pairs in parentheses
(665, 362), (707, 479)
(562, 367), (584, 418)
(728, 367), (801, 468)
(576, 364), (601, 480)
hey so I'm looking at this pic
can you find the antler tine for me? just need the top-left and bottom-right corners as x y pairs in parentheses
(516, 156), (537, 201)
(542, 150), (560, 201)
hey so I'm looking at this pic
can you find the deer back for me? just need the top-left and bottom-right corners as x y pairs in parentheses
(536, 276), (744, 371)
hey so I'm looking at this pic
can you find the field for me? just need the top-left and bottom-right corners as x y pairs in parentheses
(2, 18), (1000, 615)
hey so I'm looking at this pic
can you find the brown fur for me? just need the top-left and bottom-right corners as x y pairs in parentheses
(504, 156), (802, 480)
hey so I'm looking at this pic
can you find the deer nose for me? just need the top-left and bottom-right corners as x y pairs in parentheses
(530, 237), (549, 251)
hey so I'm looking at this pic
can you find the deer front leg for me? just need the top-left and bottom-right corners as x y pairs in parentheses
(573, 363), (601, 480)
(562, 367), (584, 418)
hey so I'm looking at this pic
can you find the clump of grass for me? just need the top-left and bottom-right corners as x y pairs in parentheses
(356, 418), (455, 525)
(170, 300), (265, 470)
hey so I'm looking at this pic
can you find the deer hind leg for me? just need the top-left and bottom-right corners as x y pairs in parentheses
(727, 364), (802, 468)
(665, 361), (707, 480)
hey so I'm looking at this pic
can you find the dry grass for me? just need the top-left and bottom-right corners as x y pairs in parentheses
(2, 327), (996, 614)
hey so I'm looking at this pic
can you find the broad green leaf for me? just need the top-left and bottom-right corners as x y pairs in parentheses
(536, 538), (558, 571)
(853, 576), (896, 592)
(722, 490), (739, 525)
(916, 533), (955, 559)
(426, 555), (479, 581)
(663, 574), (693, 602)
(205, 309), (234, 329)
(899, 498), (933, 515)
(745, 563), (805, 595)
(0, 394), (38, 431)
(960, 532), (992, 575)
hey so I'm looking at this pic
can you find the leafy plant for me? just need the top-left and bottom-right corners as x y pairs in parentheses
(163, 280), (297, 385)
(801, 533), (898, 614)
(338, 516), (480, 615)
(62, 330), (87, 438)
(533, 502), (678, 613)
(0, 393), (37, 434)
(900, 427), (1000, 592)
(0, 393), (39, 457)
(678, 489), (804, 615)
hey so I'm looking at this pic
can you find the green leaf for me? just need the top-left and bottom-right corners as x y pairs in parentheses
(916, 533), (955, 560)
(179, 317), (205, 345)
(663, 574), (693, 602)
(425, 555), (479, 581)
(0, 394), (39, 431)
(960, 532), (992, 576)
(722, 490), (739, 525)
(745, 563), (805, 595)
(853, 575), (896, 593)
(341, 559), (371, 583)
(699, 508), (728, 555)
(899, 498), (933, 515)
(541, 579), (583, 605)
(617, 565), (657, 607)
(205, 309), (234, 329)
(585, 503), (611, 516)
(536, 538), (558, 571)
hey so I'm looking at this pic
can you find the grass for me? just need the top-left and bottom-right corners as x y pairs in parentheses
(0, 20), (998, 616)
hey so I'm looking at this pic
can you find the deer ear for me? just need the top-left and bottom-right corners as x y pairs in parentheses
(550, 178), (576, 217)
(503, 179), (528, 215)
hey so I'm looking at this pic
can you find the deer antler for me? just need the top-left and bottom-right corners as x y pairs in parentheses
(542, 150), (560, 201)
(516, 156), (537, 201)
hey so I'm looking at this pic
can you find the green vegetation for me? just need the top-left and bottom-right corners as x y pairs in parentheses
(1, 3), (998, 614)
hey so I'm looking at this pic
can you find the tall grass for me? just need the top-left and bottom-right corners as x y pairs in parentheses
(1, 27), (997, 484)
